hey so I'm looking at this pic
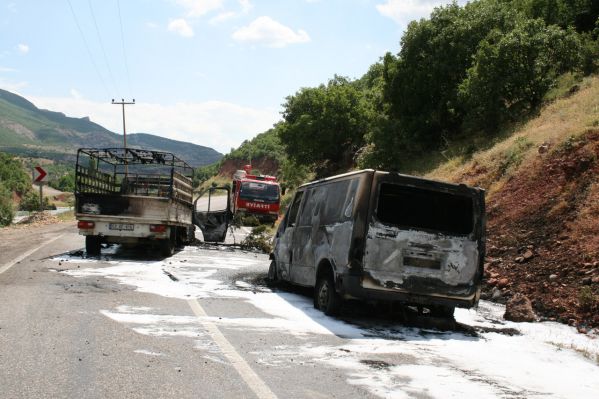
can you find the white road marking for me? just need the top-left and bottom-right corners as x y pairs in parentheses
(0, 234), (65, 276)
(188, 298), (277, 399)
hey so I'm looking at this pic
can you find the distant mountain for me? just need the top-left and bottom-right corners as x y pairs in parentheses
(0, 89), (222, 167)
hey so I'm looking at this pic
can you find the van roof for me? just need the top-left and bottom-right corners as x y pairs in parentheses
(298, 169), (483, 192)
(298, 169), (375, 189)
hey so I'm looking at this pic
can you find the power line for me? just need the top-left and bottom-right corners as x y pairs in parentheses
(66, 0), (110, 98)
(88, 0), (120, 95)
(116, 0), (133, 96)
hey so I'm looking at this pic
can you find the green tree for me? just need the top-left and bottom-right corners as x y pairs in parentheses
(279, 76), (372, 177)
(512, 0), (599, 32)
(56, 171), (75, 192)
(383, 0), (521, 149)
(0, 152), (30, 193)
(458, 19), (582, 130)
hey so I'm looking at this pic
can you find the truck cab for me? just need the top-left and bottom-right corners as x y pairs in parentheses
(231, 165), (280, 224)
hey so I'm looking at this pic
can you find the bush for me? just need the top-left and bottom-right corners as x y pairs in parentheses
(0, 183), (14, 227)
(578, 286), (597, 310)
(240, 225), (272, 253)
(19, 190), (50, 211)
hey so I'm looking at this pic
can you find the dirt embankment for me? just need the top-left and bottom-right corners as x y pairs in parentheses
(482, 129), (599, 329)
(218, 157), (279, 178)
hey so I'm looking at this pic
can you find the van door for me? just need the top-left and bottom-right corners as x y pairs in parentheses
(362, 173), (485, 306)
(273, 191), (303, 281)
(193, 186), (231, 243)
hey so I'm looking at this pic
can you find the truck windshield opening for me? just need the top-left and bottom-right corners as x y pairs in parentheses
(240, 181), (279, 203)
(376, 183), (474, 235)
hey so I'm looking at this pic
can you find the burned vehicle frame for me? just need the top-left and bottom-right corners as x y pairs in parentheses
(270, 169), (486, 317)
(75, 148), (196, 256)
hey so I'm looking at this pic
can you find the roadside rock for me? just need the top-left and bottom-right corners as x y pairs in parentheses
(504, 293), (537, 322)
(497, 278), (510, 289)
(491, 288), (503, 300)
(523, 250), (534, 260)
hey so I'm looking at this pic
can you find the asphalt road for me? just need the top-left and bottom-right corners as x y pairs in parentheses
(1, 222), (598, 399)
(0, 223), (372, 399)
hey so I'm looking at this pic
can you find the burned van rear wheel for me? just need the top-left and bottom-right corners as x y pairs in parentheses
(315, 274), (341, 316)
(430, 305), (455, 319)
(85, 236), (101, 256)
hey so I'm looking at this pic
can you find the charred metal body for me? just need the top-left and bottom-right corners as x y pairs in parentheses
(271, 169), (485, 316)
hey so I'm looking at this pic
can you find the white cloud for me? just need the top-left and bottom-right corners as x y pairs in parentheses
(28, 96), (279, 153)
(17, 43), (29, 54)
(239, 0), (253, 14)
(168, 18), (194, 37)
(0, 66), (16, 73)
(146, 21), (159, 29)
(209, 11), (236, 25)
(232, 16), (310, 48)
(0, 78), (27, 92)
(376, 0), (467, 26)
(175, 0), (224, 17)
(69, 89), (83, 100)
(209, 1), (253, 25)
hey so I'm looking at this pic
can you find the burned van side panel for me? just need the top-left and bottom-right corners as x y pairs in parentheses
(274, 171), (368, 287)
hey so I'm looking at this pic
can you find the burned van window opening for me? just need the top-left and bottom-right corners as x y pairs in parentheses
(240, 181), (279, 203)
(287, 192), (303, 227)
(377, 183), (474, 235)
(321, 180), (352, 225)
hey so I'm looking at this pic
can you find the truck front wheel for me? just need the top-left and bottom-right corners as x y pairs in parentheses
(86, 236), (101, 256)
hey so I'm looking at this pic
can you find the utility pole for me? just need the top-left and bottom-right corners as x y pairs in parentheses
(112, 98), (135, 175)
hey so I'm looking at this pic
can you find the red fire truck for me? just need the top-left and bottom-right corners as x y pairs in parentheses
(231, 165), (281, 224)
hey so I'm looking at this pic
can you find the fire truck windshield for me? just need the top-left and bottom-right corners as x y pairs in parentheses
(239, 181), (279, 202)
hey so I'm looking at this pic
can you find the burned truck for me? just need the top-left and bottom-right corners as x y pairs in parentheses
(75, 148), (196, 256)
(270, 170), (485, 317)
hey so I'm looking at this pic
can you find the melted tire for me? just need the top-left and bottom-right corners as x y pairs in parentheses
(315, 274), (342, 316)
(430, 305), (456, 319)
(266, 260), (280, 287)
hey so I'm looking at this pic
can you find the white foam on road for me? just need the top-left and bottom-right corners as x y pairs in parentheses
(134, 349), (163, 357)
(62, 246), (599, 399)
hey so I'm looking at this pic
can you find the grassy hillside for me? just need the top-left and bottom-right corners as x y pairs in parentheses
(425, 75), (599, 328)
(0, 89), (222, 168)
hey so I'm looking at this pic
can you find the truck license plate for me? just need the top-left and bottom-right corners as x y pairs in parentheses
(109, 223), (134, 231)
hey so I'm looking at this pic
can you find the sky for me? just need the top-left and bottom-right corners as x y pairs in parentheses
(0, 0), (466, 153)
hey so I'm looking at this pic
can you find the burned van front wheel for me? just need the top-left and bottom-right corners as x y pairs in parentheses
(315, 274), (342, 316)
(266, 260), (280, 287)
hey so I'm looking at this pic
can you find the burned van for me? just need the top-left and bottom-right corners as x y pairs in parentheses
(269, 170), (485, 317)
